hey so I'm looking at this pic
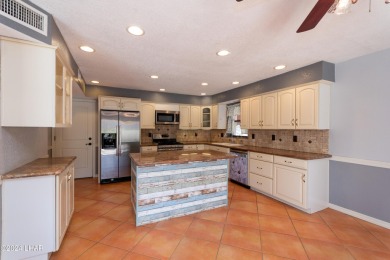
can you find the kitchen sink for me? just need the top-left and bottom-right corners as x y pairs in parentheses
(211, 142), (243, 147)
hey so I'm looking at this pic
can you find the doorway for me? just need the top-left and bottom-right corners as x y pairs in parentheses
(53, 99), (97, 178)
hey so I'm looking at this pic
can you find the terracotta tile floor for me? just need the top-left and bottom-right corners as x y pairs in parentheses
(51, 178), (390, 259)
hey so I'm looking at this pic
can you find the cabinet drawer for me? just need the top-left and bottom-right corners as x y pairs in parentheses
(249, 160), (273, 178)
(249, 152), (273, 162)
(184, 145), (196, 150)
(249, 174), (272, 195)
(274, 156), (307, 169)
(141, 146), (157, 152)
(209, 146), (230, 153)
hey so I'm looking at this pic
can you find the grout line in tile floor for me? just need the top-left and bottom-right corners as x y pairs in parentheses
(50, 178), (390, 259)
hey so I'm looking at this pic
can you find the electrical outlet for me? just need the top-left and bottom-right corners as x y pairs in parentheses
(252, 134), (255, 139)
(148, 133), (152, 137)
(272, 134), (276, 141)
(220, 133), (224, 137)
(195, 133), (198, 137)
(293, 135), (298, 142)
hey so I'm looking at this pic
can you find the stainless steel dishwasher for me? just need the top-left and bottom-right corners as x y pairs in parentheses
(229, 149), (249, 187)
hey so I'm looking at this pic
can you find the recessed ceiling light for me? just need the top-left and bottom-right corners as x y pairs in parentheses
(127, 26), (144, 36)
(91, 80), (99, 84)
(150, 75), (159, 79)
(201, 82), (208, 86)
(274, 64), (286, 70)
(201, 93), (206, 96)
(232, 81), (239, 85)
(160, 88), (165, 92)
(80, 46), (95, 52)
(217, 50), (230, 56)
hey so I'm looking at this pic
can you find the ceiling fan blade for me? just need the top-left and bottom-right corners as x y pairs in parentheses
(297, 0), (335, 33)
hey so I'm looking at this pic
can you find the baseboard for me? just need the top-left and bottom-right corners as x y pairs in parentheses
(329, 203), (390, 229)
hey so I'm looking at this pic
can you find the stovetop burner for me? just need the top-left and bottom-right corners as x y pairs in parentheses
(152, 134), (183, 151)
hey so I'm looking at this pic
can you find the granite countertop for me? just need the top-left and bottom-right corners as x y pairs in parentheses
(1, 157), (77, 180)
(180, 142), (331, 160)
(130, 150), (235, 167)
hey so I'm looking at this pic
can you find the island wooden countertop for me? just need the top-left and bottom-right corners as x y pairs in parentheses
(130, 150), (235, 167)
(1, 157), (77, 180)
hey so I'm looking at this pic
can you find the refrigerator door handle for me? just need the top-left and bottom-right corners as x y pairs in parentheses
(118, 125), (122, 155)
(116, 126), (120, 156)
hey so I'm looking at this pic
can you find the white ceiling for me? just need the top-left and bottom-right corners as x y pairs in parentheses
(29, 0), (390, 96)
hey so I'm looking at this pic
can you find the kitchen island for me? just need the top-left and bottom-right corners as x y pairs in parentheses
(130, 150), (234, 226)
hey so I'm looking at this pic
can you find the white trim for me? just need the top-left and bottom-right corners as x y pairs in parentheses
(331, 156), (390, 170)
(329, 203), (390, 229)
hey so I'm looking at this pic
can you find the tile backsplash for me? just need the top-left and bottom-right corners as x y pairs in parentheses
(141, 127), (329, 154)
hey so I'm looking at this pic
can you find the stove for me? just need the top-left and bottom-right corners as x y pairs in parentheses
(152, 134), (183, 151)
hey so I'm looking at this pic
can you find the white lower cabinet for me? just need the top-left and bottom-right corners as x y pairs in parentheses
(273, 156), (329, 213)
(249, 152), (274, 195)
(208, 145), (230, 153)
(273, 164), (307, 208)
(2, 163), (75, 259)
(140, 146), (157, 152)
(57, 165), (75, 246)
(183, 144), (205, 151)
(249, 174), (273, 195)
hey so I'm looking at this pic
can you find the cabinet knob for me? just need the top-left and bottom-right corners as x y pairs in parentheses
(85, 143), (92, 146)
(291, 119), (294, 126)
(302, 174), (306, 183)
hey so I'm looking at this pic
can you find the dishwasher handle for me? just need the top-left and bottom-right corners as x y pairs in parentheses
(230, 149), (248, 157)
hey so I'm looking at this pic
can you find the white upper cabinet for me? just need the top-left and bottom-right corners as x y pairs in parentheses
(249, 96), (262, 129)
(262, 93), (277, 129)
(240, 98), (250, 129)
(179, 105), (200, 129)
(0, 37), (63, 127)
(201, 106), (212, 129)
(211, 104), (227, 129)
(99, 96), (141, 111)
(278, 88), (296, 129)
(140, 103), (155, 129)
(55, 54), (73, 127)
(249, 92), (277, 130)
(278, 82), (330, 129)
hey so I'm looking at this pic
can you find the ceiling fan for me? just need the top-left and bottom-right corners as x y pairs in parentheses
(236, 0), (390, 33)
(296, 0), (358, 33)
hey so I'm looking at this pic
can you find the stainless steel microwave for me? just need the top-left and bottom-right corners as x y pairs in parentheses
(155, 110), (180, 125)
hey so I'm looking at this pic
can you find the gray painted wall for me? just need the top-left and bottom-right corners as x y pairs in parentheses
(85, 61), (335, 105)
(330, 48), (390, 222)
(331, 49), (390, 162)
(213, 61), (335, 103)
(0, 0), (52, 44)
(330, 161), (390, 222)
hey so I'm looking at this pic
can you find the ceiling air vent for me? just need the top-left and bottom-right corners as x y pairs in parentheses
(1, 0), (48, 36)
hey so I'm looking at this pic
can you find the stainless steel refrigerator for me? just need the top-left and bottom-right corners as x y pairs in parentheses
(100, 110), (140, 183)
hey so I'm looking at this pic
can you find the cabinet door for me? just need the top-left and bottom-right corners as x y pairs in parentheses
(211, 104), (227, 129)
(58, 170), (68, 245)
(140, 103), (156, 129)
(240, 98), (250, 129)
(249, 96), (261, 129)
(262, 93), (277, 129)
(277, 89), (296, 129)
(296, 85), (318, 129)
(190, 106), (201, 129)
(201, 106), (211, 129)
(179, 105), (191, 129)
(1, 38), (56, 127)
(100, 97), (121, 110)
(121, 98), (140, 111)
(273, 164), (306, 208)
(67, 166), (75, 222)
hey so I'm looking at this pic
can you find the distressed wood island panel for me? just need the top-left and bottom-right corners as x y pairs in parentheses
(130, 151), (231, 226)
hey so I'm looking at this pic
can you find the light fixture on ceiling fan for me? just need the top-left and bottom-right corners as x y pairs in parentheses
(296, 0), (390, 33)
